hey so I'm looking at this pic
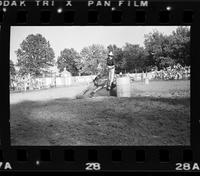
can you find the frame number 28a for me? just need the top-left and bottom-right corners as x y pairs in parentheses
(175, 163), (200, 171)
(85, 163), (101, 171)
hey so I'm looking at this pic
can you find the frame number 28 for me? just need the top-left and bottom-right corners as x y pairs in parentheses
(85, 163), (101, 171)
(175, 163), (200, 171)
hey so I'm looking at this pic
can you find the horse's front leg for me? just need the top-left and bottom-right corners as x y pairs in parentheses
(89, 85), (104, 97)
(93, 86), (104, 93)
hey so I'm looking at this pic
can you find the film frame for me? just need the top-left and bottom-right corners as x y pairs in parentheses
(0, 0), (200, 173)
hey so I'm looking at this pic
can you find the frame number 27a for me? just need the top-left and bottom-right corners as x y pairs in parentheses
(85, 163), (101, 171)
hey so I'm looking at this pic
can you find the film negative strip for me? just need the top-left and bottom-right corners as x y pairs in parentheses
(0, 0), (200, 173)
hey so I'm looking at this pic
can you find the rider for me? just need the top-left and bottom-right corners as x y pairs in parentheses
(107, 51), (115, 90)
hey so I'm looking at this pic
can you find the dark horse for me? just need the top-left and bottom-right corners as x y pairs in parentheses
(77, 68), (116, 98)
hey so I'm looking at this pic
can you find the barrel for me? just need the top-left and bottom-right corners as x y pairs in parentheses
(145, 77), (149, 84)
(116, 77), (131, 97)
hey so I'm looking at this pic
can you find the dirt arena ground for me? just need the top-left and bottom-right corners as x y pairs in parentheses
(10, 80), (190, 146)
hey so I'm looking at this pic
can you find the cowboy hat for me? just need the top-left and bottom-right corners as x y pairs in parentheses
(108, 51), (114, 56)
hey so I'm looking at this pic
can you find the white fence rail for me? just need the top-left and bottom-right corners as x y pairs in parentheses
(10, 75), (96, 91)
(126, 72), (156, 81)
(10, 67), (190, 92)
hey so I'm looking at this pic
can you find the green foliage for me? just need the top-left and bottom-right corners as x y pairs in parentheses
(57, 48), (80, 76)
(170, 26), (190, 65)
(10, 60), (16, 77)
(80, 44), (107, 75)
(123, 43), (147, 73)
(144, 30), (171, 69)
(159, 57), (175, 68)
(14, 27), (190, 78)
(10, 60), (16, 87)
(16, 34), (55, 77)
(144, 27), (190, 70)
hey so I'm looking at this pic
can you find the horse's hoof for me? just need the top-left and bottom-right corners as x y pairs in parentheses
(89, 92), (95, 98)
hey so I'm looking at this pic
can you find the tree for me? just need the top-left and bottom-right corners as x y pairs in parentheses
(123, 43), (147, 73)
(144, 27), (190, 70)
(16, 34), (55, 77)
(80, 44), (107, 75)
(10, 60), (16, 88)
(170, 26), (190, 66)
(57, 48), (80, 76)
(10, 60), (16, 78)
(144, 30), (174, 70)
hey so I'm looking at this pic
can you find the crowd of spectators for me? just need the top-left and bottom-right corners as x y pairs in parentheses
(152, 64), (190, 80)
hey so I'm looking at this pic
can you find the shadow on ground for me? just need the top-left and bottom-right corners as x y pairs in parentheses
(10, 94), (190, 146)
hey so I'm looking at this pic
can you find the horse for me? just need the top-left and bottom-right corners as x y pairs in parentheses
(77, 68), (116, 98)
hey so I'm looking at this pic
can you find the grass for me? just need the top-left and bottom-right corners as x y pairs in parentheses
(10, 80), (190, 146)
